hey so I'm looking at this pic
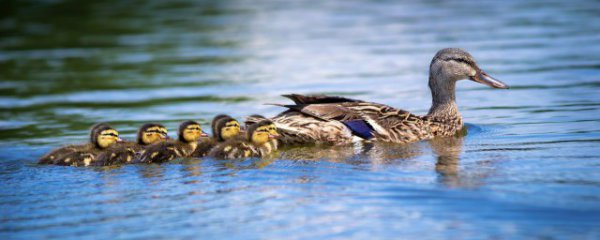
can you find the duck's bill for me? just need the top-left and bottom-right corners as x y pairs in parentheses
(470, 70), (509, 89)
(200, 132), (209, 137)
(268, 134), (280, 139)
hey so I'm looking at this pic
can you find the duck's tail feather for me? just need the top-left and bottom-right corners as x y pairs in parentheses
(282, 94), (361, 104)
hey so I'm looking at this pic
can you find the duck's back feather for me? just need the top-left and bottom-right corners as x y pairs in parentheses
(93, 142), (140, 166)
(136, 141), (194, 163)
(208, 140), (258, 159)
(282, 94), (362, 104)
(39, 144), (98, 166)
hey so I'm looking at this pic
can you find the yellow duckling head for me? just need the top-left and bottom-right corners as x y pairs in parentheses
(211, 114), (232, 137)
(248, 120), (279, 146)
(214, 116), (241, 141)
(91, 123), (121, 149)
(138, 123), (168, 145)
(179, 120), (207, 143)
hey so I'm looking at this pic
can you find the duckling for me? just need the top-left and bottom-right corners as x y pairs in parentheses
(192, 115), (242, 157)
(208, 120), (280, 159)
(136, 120), (207, 163)
(244, 114), (279, 150)
(38, 123), (122, 166)
(92, 123), (169, 166)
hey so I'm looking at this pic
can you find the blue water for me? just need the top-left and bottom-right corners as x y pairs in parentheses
(1, 0), (600, 239)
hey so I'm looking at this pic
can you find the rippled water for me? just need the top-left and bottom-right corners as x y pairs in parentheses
(2, 0), (600, 239)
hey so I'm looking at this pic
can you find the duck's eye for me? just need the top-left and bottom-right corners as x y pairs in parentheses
(448, 58), (473, 67)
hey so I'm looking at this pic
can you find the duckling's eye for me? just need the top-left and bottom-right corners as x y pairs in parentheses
(187, 127), (201, 131)
(102, 133), (118, 137)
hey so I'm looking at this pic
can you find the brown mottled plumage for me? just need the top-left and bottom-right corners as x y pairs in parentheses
(208, 120), (279, 159)
(92, 123), (168, 166)
(38, 123), (121, 166)
(136, 121), (206, 163)
(268, 48), (509, 145)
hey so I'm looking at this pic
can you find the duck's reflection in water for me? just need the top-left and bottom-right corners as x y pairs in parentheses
(278, 141), (425, 165)
(136, 163), (166, 182)
(429, 136), (464, 187)
(276, 135), (476, 188)
(278, 145), (357, 162)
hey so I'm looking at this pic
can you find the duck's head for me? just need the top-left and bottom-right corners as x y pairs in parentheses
(247, 120), (280, 146)
(211, 114), (232, 137)
(178, 120), (207, 143)
(214, 117), (241, 141)
(429, 48), (509, 90)
(90, 123), (122, 149)
(138, 123), (169, 145)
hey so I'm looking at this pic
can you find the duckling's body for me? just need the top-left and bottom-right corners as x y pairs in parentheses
(208, 119), (279, 159)
(137, 121), (206, 163)
(93, 123), (168, 166)
(38, 144), (84, 165)
(192, 115), (242, 157)
(38, 123), (122, 166)
(268, 48), (509, 145)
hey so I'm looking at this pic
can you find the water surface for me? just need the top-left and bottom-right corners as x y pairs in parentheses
(1, 0), (600, 239)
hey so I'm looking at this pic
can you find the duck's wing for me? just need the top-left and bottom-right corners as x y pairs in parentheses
(38, 144), (81, 164)
(94, 146), (138, 166)
(282, 94), (363, 104)
(209, 141), (257, 159)
(346, 103), (431, 143)
(276, 100), (428, 142)
(191, 138), (217, 157)
(137, 142), (179, 163)
(54, 150), (96, 167)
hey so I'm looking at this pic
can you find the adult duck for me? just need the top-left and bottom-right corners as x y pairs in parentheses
(269, 48), (509, 145)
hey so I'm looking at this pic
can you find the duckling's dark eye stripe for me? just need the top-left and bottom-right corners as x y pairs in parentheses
(102, 133), (118, 137)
